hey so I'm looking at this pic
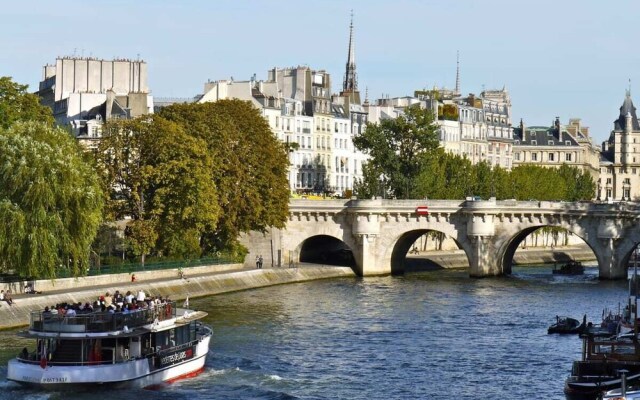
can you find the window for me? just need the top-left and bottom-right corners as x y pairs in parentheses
(531, 152), (538, 161)
(565, 141), (571, 146)
(624, 188), (631, 199)
(548, 141), (554, 146)
(549, 153), (555, 161)
(275, 117), (279, 128)
(531, 140), (537, 145)
(565, 153), (572, 162)
(606, 178), (612, 184)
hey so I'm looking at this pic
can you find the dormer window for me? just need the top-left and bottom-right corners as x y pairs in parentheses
(531, 140), (537, 145)
(548, 141), (554, 146)
(565, 141), (571, 145)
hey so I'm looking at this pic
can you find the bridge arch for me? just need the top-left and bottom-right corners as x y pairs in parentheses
(612, 226), (640, 272)
(497, 224), (597, 275)
(387, 229), (472, 275)
(298, 234), (356, 267)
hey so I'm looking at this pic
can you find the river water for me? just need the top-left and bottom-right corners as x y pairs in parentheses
(0, 264), (632, 399)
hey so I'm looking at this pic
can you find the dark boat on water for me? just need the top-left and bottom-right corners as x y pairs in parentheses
(553, 260), (585, 275)
(548, 315), (586, 334)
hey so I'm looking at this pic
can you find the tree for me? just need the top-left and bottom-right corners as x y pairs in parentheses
(158, 100), (290, 252)
(353, 105), (439, 199)
(96, 115), (220, 264)
(0, 122), (103, 278)
(0, 77), (53, 129)
(557, 164), (596, 201)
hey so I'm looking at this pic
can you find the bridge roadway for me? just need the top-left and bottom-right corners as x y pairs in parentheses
(240, 198), (640, 279)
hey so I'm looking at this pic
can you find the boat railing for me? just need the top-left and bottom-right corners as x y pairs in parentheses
(28, 301), (177, 333)
(587, 338), (640, 361)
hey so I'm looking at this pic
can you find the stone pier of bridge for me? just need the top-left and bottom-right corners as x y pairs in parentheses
(241, 198), (640, 280)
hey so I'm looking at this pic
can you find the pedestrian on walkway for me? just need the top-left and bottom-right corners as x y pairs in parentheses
(256, 255), (261, 269)
(258, 255), (264, 269)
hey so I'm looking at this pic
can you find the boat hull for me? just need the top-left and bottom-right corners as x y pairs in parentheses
(7, 335), (210, 390)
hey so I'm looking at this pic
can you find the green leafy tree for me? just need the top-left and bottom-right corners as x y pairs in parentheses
(557, 164), (596, 201)
(354, 105), (439, 199)
(509, 165), (567, 200)
(414, 150), (449, 199)
(0, 122), (103, 278)
(158, 100), (290, 252)
(96, 115), (220, 264)
(0, 77), (53, 129)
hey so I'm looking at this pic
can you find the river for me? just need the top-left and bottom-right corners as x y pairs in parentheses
(0, 264), (632, 399)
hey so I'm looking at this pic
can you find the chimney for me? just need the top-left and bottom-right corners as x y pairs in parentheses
(519, 118), (525, 140)
(555, 117), (561, 142)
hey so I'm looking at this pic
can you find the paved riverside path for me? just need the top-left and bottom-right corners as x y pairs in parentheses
(0, 264), (356, 330)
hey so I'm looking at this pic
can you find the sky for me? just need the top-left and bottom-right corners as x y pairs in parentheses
(2, 0), (639, 144)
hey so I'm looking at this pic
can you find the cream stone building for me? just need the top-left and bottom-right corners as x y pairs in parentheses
(512, 118), (600, 181)
(599, 92), (640, 201)
(37, 57), (153, 149)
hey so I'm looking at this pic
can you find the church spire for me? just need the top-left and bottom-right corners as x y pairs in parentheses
(455, 51), (460, 96)
(341, 10), (361, 104)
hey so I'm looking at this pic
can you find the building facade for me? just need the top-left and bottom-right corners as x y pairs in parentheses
(512, 117), (600, 182)
(599, 92), (640, 201)
(37, 57), (153, 149)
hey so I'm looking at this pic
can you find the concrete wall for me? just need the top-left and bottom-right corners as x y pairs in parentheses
(53, 58), (148, 101)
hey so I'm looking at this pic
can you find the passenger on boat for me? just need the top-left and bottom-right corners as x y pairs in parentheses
(104, 292), (113, 307)
(137, 289), (146, 302)
(115, 291), (124, 307)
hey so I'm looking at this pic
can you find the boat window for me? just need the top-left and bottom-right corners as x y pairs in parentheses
(175, 325), (191, 345)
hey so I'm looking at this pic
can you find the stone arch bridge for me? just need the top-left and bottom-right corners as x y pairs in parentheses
(241, 199), (640, 279)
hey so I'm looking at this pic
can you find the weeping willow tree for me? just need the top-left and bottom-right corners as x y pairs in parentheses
(0, 122), (103, 278)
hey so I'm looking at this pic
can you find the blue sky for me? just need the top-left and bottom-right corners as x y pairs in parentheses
(2, 0), (638, 144)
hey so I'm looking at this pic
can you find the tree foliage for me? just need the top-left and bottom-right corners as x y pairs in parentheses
(96, 116), (220, 263)
(353, 106), (595, 201)
(353, 105), (439, 199)
(158, 99), (290, 251)
(0, 77), (53, 129)
(0, 122), (103, 278)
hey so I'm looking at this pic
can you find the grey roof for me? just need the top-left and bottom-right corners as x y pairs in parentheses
(614, 92), (640, 131)
(512, 126), (579, 146)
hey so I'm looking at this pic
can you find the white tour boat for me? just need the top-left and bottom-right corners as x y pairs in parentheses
(7, 301), (212, 390)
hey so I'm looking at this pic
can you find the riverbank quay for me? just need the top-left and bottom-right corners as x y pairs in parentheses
(0, 266), (356, 330)
(406, 245), (596, 269)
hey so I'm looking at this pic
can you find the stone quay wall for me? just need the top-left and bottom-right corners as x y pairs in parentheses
(0, 266), (355, 330)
